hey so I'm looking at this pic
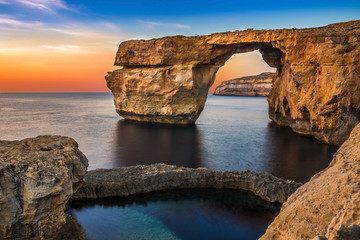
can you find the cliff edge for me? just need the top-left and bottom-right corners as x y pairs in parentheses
(260, 123), (360, 240)
(0, 136), (88, 240)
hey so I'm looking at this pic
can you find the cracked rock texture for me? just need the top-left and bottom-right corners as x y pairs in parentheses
(72, 164), (302, 204)
(106, 20), (360, 145)
(260, 123), (360, 240)
(213, 72), (274, 96)
(0, 136), (88, 240)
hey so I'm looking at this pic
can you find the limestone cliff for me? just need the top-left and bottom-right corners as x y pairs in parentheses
(213, 72), (274, 96)
(0, 136), (88, 240)
(106, 20), (360, 145)
(260, 123), (360, 240)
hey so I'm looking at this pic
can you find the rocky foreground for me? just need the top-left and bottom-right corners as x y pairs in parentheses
(1, 124), (360, 239)
(213, 72), (274, 96)
(261, 123), (360, 240)
(0, 136), (88, 240)
(106, 20), (360, 146)
(72, 164), (301, 204)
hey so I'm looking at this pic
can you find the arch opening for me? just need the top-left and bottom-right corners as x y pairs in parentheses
(210, 49), (278, 94)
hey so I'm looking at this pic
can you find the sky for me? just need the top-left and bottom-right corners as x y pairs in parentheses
(0, 0), (359, 92)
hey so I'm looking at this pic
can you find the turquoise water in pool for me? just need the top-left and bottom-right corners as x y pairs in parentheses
(69, 189), (280, 240)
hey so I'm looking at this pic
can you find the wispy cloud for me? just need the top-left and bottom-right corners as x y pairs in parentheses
(0, 15), (44, 28)
(42, 45), (85, 53)
(138, 20), (191, 30)
(14, 0), (71, 13)
(0, 0), (9, 5)
(0, 15), (133, 54)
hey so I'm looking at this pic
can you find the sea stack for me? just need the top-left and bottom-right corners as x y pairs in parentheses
(213, 72), (274, 96)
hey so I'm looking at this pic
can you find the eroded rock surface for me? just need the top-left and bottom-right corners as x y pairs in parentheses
(106, 20), (360, 145)
(260, 123), (360, 240)
(213, 72), (274, 96)
(72, 164), (301, 204)
(0, 136), (88, 240)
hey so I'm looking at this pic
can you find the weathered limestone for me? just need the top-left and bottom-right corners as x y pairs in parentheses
(72, 164), (302, 204)
(0, 136), (88, 240)
(260, 123), (360, 240)
(106, 20), (360, 145)
(213, 72), (274, 96)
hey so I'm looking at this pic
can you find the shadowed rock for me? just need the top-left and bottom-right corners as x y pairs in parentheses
(72, 164), (302, 204)
(0, 136), (88, 240)
(106, 20), (360, 145)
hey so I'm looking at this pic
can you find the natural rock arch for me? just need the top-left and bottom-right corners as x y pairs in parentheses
(106, 20), (360, 146)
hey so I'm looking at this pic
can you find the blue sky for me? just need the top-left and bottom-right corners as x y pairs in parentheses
(1, 0), (360, 40)
(0, 0), (359, 92)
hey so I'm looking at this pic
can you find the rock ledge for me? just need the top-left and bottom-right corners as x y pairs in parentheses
(73, 164), (301, 204)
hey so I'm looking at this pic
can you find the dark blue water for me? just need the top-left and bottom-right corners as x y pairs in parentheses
(0, 93), (338, 239)
(69, 189), (280, 240)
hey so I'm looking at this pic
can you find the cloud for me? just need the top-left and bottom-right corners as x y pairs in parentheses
(14, 0), (71, 13)
(0, 15), (133, 54)
(0, 15), (44, 28)
(0, 15), (115, 38)
(138, 20), (191, 30)
(0, 0), (9, 4)
(42, 45), (85, 53)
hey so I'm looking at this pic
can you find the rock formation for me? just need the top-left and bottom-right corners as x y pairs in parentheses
(106, 20), (360, 145)
(213, 72), (274, 96)
(72, 164), (301, 204)
(260, 123), (360, 240)
(0, 136), (88, 240)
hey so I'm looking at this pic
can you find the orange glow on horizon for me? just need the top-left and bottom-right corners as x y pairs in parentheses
(0, 52), (118, 92)
(1, 50), (274, 93)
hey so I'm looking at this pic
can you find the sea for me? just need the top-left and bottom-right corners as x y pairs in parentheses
(0, 93), (338, 240)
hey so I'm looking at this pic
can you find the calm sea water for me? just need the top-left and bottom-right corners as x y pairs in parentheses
(0, 93), (337, 182)
(0, 93), (338, 239)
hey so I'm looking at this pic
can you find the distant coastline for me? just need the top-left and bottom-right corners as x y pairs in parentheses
(213, 72), (274, 97)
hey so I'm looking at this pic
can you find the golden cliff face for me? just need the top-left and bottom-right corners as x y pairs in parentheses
(106, 20), (360, 145)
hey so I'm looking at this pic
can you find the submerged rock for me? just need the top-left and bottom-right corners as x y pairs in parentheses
(72, 164), (302, 204)
(106, 20), (360, 145)
(0, 136), (88, 240)
(260, 123), (360, 240)
(213, 72), (274, 96)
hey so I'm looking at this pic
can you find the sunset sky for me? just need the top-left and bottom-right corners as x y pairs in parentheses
(0, 0), (359, 92)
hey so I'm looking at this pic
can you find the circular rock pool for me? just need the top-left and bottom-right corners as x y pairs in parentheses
(68, 189), (280, 240)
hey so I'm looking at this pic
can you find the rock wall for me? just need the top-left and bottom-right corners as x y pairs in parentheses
(106, 20), (360, 145)
(72, 164), (301, 204)
(260, 123), (360, 240)
(0, 136), (88, 240)
(213, 72), (274, 96)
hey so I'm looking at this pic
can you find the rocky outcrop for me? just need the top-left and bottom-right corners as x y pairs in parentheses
(213, 72), (274, 96)
(72, 164), (301, 204)
(106, 20), (360, 145)
(0, 136), (88, 240)
(260, 123), (360, 240)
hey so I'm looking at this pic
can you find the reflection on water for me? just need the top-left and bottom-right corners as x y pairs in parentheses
(265, 122), (338, 182)
(70, 189), (280, 240)
(0, 93), (338, 182)
(111, 120), (203, 168)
